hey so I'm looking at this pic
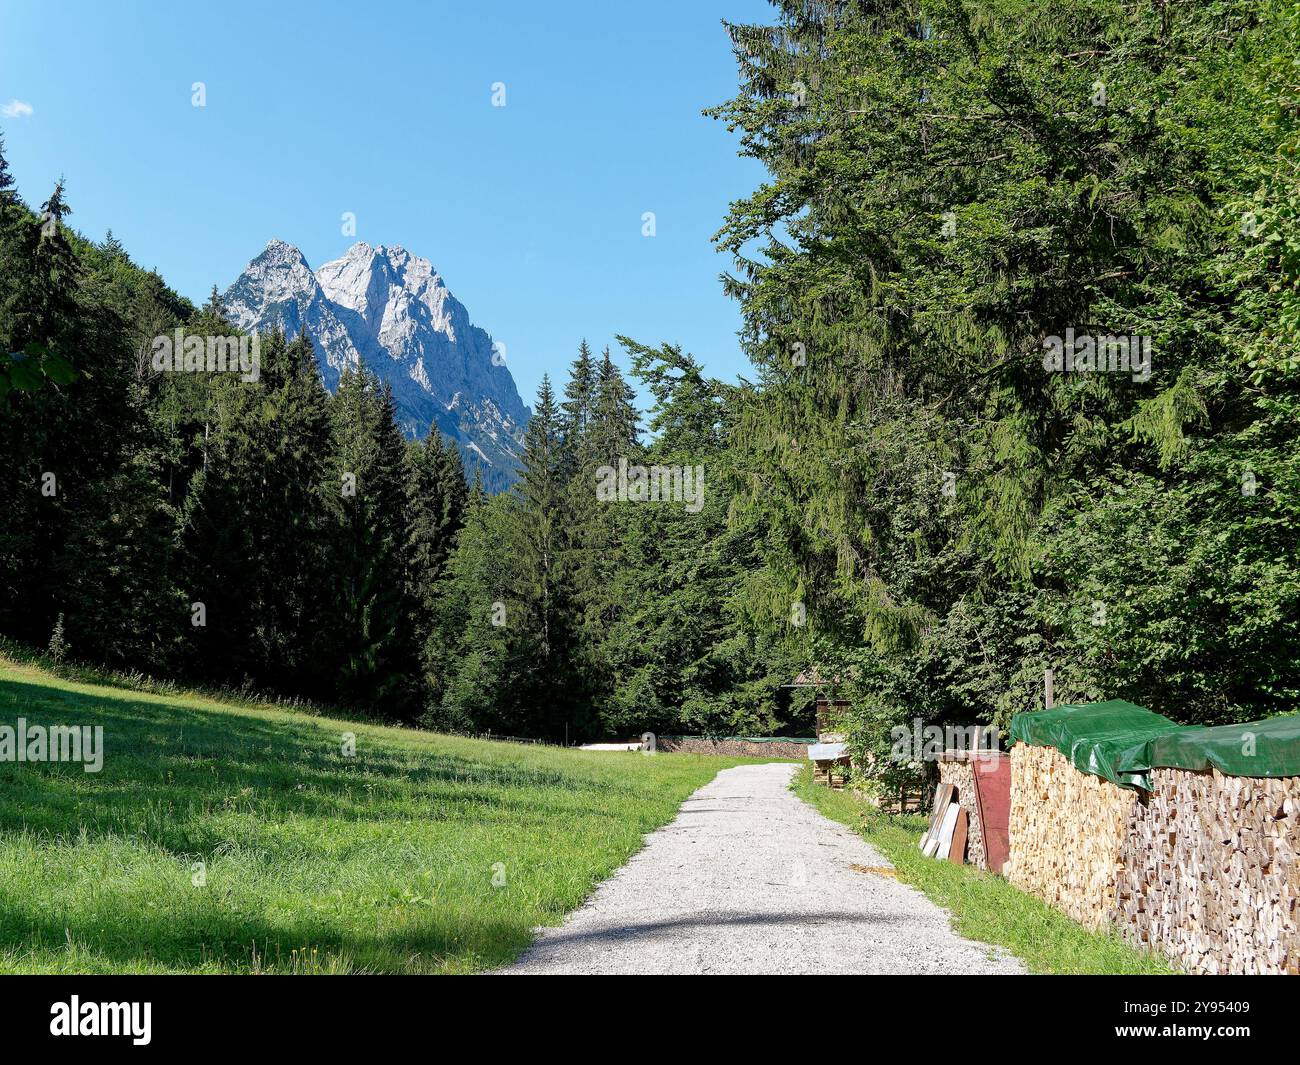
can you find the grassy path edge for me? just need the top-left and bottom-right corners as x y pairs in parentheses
(790, 766), (1174, 975)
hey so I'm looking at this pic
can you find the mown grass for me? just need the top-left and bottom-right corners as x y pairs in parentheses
(0, 654), (760, 974)
(791, 766), (1176, 975)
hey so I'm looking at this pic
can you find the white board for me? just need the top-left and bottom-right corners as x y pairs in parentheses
(933, 801), (960, 860)
(918, 782), (946, 850)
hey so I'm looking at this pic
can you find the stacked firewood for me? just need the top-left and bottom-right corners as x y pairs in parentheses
(1006, 744), (1137, 930)
(1114, 767), (1300, 974)
(939, 754), (987, 870)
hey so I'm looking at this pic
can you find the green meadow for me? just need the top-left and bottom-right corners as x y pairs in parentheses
(0, 654), (752, 974)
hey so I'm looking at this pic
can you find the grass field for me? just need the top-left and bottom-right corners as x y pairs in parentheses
(0, 653), (757, 974)
(792, 767), (1176, 975)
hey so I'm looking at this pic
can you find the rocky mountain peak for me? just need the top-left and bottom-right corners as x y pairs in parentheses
(222, 241), (529, 491)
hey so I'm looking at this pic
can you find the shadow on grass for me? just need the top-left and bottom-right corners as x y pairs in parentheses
(0, 894), (533, 974)
(0, 676), (639, 845)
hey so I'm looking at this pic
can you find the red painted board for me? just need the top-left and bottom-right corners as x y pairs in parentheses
(972, 752), (1011, 874)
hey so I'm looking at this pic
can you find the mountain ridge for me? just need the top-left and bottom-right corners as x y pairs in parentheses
(222, 240), (529, 490)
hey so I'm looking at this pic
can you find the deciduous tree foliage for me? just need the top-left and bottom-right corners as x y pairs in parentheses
(711, 0), (1300, 785)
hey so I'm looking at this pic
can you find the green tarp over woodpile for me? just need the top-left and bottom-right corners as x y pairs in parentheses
(1009, 700), (1181, 789)
(1148, 714), (1300, 779)
(1011, 702), (1300, 791)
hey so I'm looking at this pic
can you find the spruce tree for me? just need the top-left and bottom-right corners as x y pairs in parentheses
(468, 465), (486, 507)
(591, 346), (639, 464)
(203, 283), (225, 322)
(405, 429), (468, 681)
(0, 179), (86, 647)
(499, 375), (593, 738)
(436, 438), (469, 538)
(405, 432), (445, 631)
(424, 492), (522, 734)
(512, 375), (564, 659)
(100, 229), (126, 262)
(8, 179), (79, 352)
(566, 348), (640, 690)
(560, 339), (597, 470)
(177, 330), (335, 692)
(326, 370), (415, 713)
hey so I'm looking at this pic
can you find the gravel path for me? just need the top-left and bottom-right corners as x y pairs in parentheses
(500, 762), (1025, 975)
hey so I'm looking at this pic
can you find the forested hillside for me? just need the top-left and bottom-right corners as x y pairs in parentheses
(3, 0), (1298, 790)
(0, 145), (800, 739)
(0, 154), (469, 721)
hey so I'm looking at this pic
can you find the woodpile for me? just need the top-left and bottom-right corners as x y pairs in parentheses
(1006, 743), (1138, 931)
(1114, 767), (1300, 974)
(1008, 741), (1300, 973)
(939, 754), (986, 870)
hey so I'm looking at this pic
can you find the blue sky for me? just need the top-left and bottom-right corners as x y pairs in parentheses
(0, 0), (774, 407)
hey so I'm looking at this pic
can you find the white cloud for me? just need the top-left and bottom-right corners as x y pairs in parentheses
(2, 100), (34, 119)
